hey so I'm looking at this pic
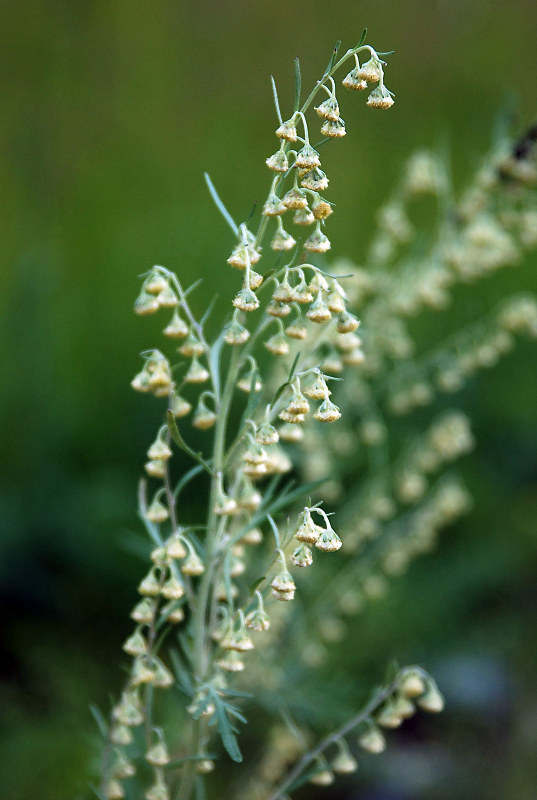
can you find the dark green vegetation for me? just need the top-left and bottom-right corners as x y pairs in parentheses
(1, 2), (536, 799)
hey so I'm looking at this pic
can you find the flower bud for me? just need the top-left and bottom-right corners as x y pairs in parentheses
(306, 292), (332, 323)
(399, 669), (426, 698)
(263, 193), (287, 216)
(271, 568), (295, 593)
(237, 371), (262, 393)
(304, 373), (330, 399)
(184, 355), (210, 384)
(145, 498), (169, 524)
(342, 348), (365, 366)
(367, 86), (395, 109)
(342, 68), (368, 90)
(275, 117), (298, 141)
(304, 226), (331, 253)
(321, 118), (346, 138)
(279, 409), (305, 424)
(110, 725), (133, 746)
(152, 658), (174, 688)
(180, 551), (205, 576)
(214, 490), (238, 516)
(131, 369), (151, 392)
(146, 740), (170, 767)
(358, 57), (382, 83)
(314, 398), (342, 423)
(227, 243), (261, 270)
(105, 779), (125, 799)
(293, 206), (316, 226)
(233, 288), (260, 312)
(132, 656), (156, 686)
(225, 317), (250, 345)
(245, 608), (270, 631)
(392, 693), (415, 719)
(315, 526), (342, 551)
(240, 527), (263, 545)
(295, 144), (321, 170)
(337, 311), (360, 333)
(266, 146), (289, 172)
(123, 629), (147, 657)
(255, 422), (279, 445)
(166, 532), (187, 559)
(290, 544), (313, 567)
(242, 461), (267, 479)
(286, 390), (310, 415)
(196, 759), (215, 774)
(160, 602), (185, 623)
(171, 394), (192, 418)
(310, 770), (334, 786)
(229, 627), (254, 652)
(156, 284), (179, 308)
(282, 187), (308, 209)
(291, 280), (314, 304)
(295, 509), (323, 544)
(147, 435), (172, 462)
(148, 363), (173, 392)
(145, 777), (170, 800)
(332, 750), (358, 774)
(265, 332), (290, 355)
(376, 701), (403, 728)
(161, 574), (185, 600)
(113, 690), (144, 727)
(217, 650), (245, 672)
(163, 309), (189, 338)
(192, 399), (217, 430)
(271, 587), (295, 601)
(315, 97), (340, 121)
(145, 460), (166, 479)
(267, 301), (292, 318)
(178, 330), (204, 357)
(279, 422), (304, 442)
(285, 319), (307, 340)
(271, 227), (296, 251)
(417, 682), (445, 713)
(134, 290), (159, 315)
(358, 725), (386, 754)
(131, 598), (155, 624)
(311, 196), (333, 220)
(326, 289), (345, 313)
(300, 168), (329, 192)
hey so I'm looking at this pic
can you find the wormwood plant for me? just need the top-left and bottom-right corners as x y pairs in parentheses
(91, 34), (537, 800)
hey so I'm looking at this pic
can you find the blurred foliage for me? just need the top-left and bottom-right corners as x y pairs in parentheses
(1, 2), (536, 799)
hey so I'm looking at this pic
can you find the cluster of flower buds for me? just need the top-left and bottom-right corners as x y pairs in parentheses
(342, 49), (394, 108)
(225, 46), (394, 305)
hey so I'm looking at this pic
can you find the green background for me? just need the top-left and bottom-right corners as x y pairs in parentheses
(1, 2), (537, 798)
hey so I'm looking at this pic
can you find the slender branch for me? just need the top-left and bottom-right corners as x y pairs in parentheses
(267, 680), (397, 800)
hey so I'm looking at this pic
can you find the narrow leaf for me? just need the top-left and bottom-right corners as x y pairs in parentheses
(170, 647), (193, 695)
(353, 28), (367, 50)
(210, 690), (243, 763)
(167, 412), (213, 474)
(89, 704), (108, 737)
(271, 351), (301, 406)
(174, 464), (205, 500)
(249, 575), (266, 595)
(294, 57), (302, 111)
(208, 331), (224, 399)
(266, 513), (281, 548)
(323, 40), (341, 78)
(204, 172), (238, 236)
(270, 75), (283, 124)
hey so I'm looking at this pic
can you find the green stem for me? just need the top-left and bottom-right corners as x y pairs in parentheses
(266, 679), (397, 800)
